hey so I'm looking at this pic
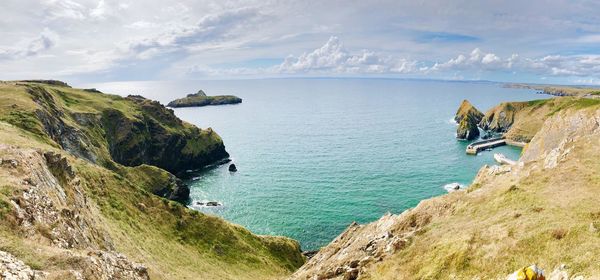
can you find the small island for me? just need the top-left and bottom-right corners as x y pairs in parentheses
(167, 90), (242, 108)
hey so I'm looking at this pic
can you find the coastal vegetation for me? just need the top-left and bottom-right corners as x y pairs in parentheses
(167, 90), (242, 108)
(0, 81), (303, 279)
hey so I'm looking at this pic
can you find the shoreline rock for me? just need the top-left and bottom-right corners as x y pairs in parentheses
(228, 163), (237, 172)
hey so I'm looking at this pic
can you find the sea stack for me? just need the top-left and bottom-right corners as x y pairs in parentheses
(454, 100), (484, 140)
(229, 163), (237, 172)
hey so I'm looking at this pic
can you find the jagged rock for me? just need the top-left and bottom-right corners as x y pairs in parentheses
(0, 250), (46, 280)
(82, 251), (149, 280)
(454, 99), (484, 123)
(457, 117), (480, 140)
(455, 100), (483, 140)
(228, 163), (237, 172)
(479, 102), (528, 132)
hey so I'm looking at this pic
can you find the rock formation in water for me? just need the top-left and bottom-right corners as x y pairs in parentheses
(0, 80), (304, 279)
(292, 96), (600, 279)
(454, 100), (483, 140)
(167, 90), (242, 108)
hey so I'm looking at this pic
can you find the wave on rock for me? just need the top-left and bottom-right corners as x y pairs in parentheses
(443, 182), (464, 192)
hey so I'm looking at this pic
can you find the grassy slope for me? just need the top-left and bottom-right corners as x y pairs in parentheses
(363, 103), (600, 279)
(0, 81), (304, 279)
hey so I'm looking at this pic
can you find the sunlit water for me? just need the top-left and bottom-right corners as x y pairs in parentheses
(83, 78), (544, 250)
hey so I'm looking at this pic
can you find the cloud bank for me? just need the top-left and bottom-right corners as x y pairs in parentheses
(2, 0), (600, 84)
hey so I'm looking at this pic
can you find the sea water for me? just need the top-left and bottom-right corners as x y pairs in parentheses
(84, 78), (545, 250)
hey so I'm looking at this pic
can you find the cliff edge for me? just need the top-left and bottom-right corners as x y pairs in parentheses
(0, 81), (304, 279)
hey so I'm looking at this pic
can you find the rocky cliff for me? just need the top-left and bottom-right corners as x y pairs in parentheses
(167, 90), (242, 108)
(292, 97), (600, 279)
(455, 100), (483, 140)
(479, 97), (600, 143)
(0, 81), (304, 279)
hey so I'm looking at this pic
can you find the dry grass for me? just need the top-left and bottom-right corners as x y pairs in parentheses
(361, 107), (600, 279)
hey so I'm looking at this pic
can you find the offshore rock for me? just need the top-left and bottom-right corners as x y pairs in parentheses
(167, 90), (242, 108)
(455, 100), (483, 140)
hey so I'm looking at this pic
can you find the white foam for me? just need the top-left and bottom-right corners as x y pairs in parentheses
(443, 182), (464, 192)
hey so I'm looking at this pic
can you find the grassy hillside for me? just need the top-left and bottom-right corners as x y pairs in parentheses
(0, 81), (304, 279)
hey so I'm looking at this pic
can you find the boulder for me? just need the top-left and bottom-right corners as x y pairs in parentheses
(228, 163), (237, 172)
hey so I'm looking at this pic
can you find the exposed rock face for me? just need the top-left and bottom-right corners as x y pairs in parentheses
(290, 197), (456, 280)
(167, 90), (242, 108)
(479, 102), (528, 132)
(455, 100), (484, 123)
(102, 95), (229, 175)
(457, 117), (480, 140)
(0, 250), (46, 279)
(19, 86), (229, 176)
(27, 86), (98, 163)
(520, 108), (600, 168)
(455, 100), (483, 140)
(0, 145), (149, 279)
(4, 147), (112, 249)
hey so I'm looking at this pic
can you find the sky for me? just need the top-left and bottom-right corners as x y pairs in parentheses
(2, 0), (600, 84)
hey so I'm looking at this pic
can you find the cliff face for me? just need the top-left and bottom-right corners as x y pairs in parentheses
(455, 100), (484, 140)
(0, 81), (304, 279)
(292, 99), (600, 279)
(479, 97), (600, 143)
(102, 95), (229, 174)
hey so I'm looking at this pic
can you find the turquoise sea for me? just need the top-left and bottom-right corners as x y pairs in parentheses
(83, 79), (544, 250)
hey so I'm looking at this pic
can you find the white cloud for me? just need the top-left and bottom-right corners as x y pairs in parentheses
(276, 36), (417, 74)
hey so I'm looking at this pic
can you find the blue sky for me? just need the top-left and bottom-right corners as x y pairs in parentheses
(2, 0), (600, 85)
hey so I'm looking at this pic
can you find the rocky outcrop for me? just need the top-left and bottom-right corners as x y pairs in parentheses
(102, 96), (229, 175)
(291, 196), (457, 280)
(0, 145), (149, 279)
(17, 86), (229, 176)
(520, 107), (600, 168)
(0, 250), (46, 279)
(479, 101), (528, 132)
(457, 117), (480, 140)
(167, 90), (242, 108)
(27, 86), (98, 163)
(455, 100), (483, 140)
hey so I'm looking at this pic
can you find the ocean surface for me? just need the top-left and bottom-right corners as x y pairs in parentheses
(83, 78), (544, 250)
